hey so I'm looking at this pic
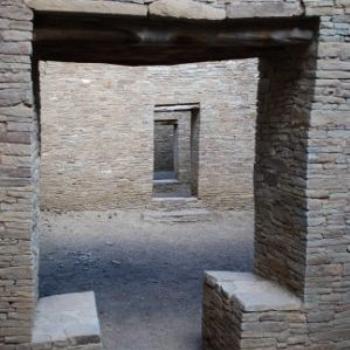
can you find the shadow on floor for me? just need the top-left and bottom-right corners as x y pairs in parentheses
(39, 209), (254, 350)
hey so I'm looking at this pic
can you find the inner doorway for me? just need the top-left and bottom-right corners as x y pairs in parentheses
(153, 104), (200, 198)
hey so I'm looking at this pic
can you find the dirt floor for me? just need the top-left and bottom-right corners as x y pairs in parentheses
(39, 209), (254, 350)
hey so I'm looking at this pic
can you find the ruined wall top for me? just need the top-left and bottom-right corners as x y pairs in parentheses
(25, 0), (340, 20)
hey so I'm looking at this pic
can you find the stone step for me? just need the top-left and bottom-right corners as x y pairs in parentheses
(148, 196), (203, 211)
(143, 208), (213, 223)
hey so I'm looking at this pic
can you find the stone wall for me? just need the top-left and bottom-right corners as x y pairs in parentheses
(0, 1), (38, 346)
(39, 60), (258, 211)
(304, 32), (350, 350)
(255, 46), (315, 297)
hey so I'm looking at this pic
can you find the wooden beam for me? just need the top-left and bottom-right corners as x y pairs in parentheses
(33, 13), (319, 65)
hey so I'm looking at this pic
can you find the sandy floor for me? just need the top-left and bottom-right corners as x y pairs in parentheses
(39, 209), (254, 350)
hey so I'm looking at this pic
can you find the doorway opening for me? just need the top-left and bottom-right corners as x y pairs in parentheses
(153, 120), (177, 181)
(153, 104), (200, 198)
(37, 59), (258, 350)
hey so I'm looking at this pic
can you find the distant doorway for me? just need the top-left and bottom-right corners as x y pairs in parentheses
(153, 104), (200, 198)
(154, 120), (177, 181)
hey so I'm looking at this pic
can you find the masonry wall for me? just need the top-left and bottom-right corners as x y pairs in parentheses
(39, 60), (258, 211)
(254, 46), (317, 297)
(0, 1), (38, 345)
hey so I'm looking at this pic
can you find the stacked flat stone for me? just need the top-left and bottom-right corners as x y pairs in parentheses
(305, 17), (350, 350)
(0, 0), (38, 347)
(202, 271), (307, 350)
(203, 272), (306, 350)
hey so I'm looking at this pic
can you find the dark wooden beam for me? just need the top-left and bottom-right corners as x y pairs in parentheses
(33, 13), (319, 65)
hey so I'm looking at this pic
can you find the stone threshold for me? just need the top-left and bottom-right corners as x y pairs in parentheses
(153, 179), (180, 184)
(151, 196), (199, 202)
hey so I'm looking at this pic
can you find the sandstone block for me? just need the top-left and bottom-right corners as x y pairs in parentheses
(227, 1), (304, 18)
(0, 42), (32, 56)
(149, 0), (226, 20)
(25, 0), (147, 16)
(32, 292), (102, 348)
(0, 6), (33, 21)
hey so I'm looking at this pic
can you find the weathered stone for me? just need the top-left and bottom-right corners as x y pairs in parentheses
(226, 1), (304, 18)
(149, 0), (226, 20)
(206, 271), (302, 312)
(0, 132), (31, 145)
(0, 42), (32, 56)
(32, 292), (102, 348)
(0, 30), (32, 42)
(0, 6), (33, 21)
(25, 0), (147, 16)
(203, 272), (305, 350)
(0, 89), (32, 107)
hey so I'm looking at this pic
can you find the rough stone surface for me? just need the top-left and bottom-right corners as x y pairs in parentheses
(205, 271), (302, 312)
(31, 291), (102, 347)
(149, 0), (226, 20)
(25, 0), (148, 16)
(203, 272), (306, 350)
(227, 1), (304, 18)
(39, 60), (258, 211)
(255, 47), (315, 297)
(303, 22), (350, 349)
(0, 0), (38, 347)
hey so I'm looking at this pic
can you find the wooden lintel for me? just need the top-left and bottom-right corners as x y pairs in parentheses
(33, 13), (319, 65)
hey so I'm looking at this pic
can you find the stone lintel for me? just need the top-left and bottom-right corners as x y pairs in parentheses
(154, 103), (200, 112)
(205, 271), (302, 312)
(25, 0), (148, 17)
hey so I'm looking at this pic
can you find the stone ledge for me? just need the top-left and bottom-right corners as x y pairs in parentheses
(203, 272), (307, 349)
(32, 291), (103, 348)
(25, 0), (147, 17)
(153, 179), (180, 184)
(205, 271), (302, 312)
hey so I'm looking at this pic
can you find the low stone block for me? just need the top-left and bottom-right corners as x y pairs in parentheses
(203, 272), (306, 350)
(31, 291), (103, 349)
